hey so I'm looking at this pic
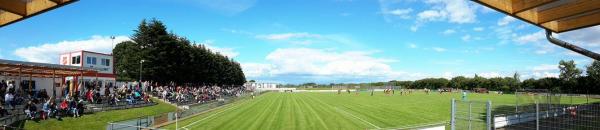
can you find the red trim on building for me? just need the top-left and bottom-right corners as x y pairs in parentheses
(81, 73), (116, 78)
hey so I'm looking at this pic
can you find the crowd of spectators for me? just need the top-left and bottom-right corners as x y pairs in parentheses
(0, 80), (245, 122)
(151, 84), (244, 105)
(0, 80), (156, 121)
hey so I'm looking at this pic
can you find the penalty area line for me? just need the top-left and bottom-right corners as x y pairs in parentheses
(335, 107), (381, 129)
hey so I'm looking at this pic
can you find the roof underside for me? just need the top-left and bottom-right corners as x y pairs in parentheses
(474, 0), (600, 33)
(0, 0), (76, 28)
(0, 59), (96, 78)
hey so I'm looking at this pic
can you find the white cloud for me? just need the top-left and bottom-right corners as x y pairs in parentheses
(442, 29), (456, 35)
(256, 32), (321, 41)
(378, 0), (418, 22)
(532, 64), (557, 71)
(461, 35), (472, 41)
(473, 27), (484, 31)
(432, 47), (447, 52)
(255, 32), (361, 47)
(479, 72), (502, 78)
(497, 16), (516, 26)
(242, 48), (418, 83)
(14, 35), (130, 63)
(514, 30), (545, 44)
(422, 0), (477, 23)
(197, 40), (239, 58)
(385, 8), (413, 19)
(409, 0), (477, 31)
(417, 10), (447, 22)
(241, 63), (273, 78)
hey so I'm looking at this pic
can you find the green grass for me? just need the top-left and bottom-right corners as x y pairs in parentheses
(163, 92), (597, 130)
(20, 98), (176, 130)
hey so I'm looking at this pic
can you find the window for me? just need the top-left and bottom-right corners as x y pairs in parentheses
(87, 57), (92, 64)
(102, 59), (110, 66)
(91, 57), (97, 65)
(72, 56), (80, 64)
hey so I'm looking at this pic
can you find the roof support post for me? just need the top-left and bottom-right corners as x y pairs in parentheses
(18, 66), (22, 96)
(545, 29), (600, 60)
(29, 71), (32, 94)
(52, 69), (56, 99)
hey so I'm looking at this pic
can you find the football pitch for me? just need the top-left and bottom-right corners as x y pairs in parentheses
(162, 91), (591, 130)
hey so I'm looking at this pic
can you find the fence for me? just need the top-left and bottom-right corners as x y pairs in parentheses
(451, 89), (600, 130)
(493, 89), (600, 130)
(450, 98), (492, 130)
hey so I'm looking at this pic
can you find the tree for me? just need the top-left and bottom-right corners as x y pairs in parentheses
(559, 60), (582, 81)
(587, 60), (600, 82)
(449, 76), (467, 89)
(113, 19), (246, 86)
(559, 60), (582, 93)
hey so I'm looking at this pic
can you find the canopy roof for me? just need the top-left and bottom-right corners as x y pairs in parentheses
(0, 59), (97, 78)
(474, 0), (600, 33)
(0, 0), (77, 28)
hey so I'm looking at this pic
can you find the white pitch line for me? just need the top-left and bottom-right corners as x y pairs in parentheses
(180, 104), (240, 129)
(335, 107), (381, 129)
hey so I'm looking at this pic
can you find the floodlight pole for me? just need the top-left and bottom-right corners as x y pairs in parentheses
(546, 29), (600, 61)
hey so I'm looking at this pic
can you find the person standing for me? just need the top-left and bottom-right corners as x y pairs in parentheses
(462, 90), (467, 101)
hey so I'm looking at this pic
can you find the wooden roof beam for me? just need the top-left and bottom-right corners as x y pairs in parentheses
(27, 0), (58, 15)
(50, 0), (69, 4)
(510, 0), (556, 14)
(536, 0), (600, 24)
(0, 11), (22, 26)
(0, 0), (27, 16)
(542, 11), (600, 33)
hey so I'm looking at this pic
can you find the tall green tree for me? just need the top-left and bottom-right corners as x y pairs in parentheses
(559, 60), (581, 93)
(113, 19), (246, 86)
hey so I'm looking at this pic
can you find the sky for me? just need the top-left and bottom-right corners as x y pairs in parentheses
(0, 0), (599, 84)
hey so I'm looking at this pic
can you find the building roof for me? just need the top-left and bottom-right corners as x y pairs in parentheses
(474, 0), (600, 33)
(0, 58), (97, 78)
(0, 0), (77, 28)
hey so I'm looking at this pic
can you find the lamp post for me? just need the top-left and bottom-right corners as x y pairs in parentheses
(139, 60), (145, 90)
(110, 36), (115, 54)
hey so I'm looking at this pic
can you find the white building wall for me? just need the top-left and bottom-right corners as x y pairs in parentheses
(82, 52), (114, 74)
(0, 76), (63, 96)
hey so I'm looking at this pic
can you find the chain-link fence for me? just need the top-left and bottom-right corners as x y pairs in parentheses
(451, 99), (492, 130)
(494, 89), (600, 130)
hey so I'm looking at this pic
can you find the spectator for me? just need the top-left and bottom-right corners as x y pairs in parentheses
(5, 91), (14, 109)
(59, 99), (68, 118)
(76, 100), (85, 116)
(69, 99), (79, 118)
(24, 101), (36, 120)
(86, 89), (94, 104)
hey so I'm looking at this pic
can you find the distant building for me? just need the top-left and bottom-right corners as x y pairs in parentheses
(244, 82), (278, 90)
(59, 50), (115, 88)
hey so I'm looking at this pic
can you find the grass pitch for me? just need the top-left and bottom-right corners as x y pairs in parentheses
(163, 92), (537, 130)
(21, 98), (176, 130)
(164, 91), (596, 130)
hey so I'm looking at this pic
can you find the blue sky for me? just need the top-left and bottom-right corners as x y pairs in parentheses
(0, 0), (598, 84)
